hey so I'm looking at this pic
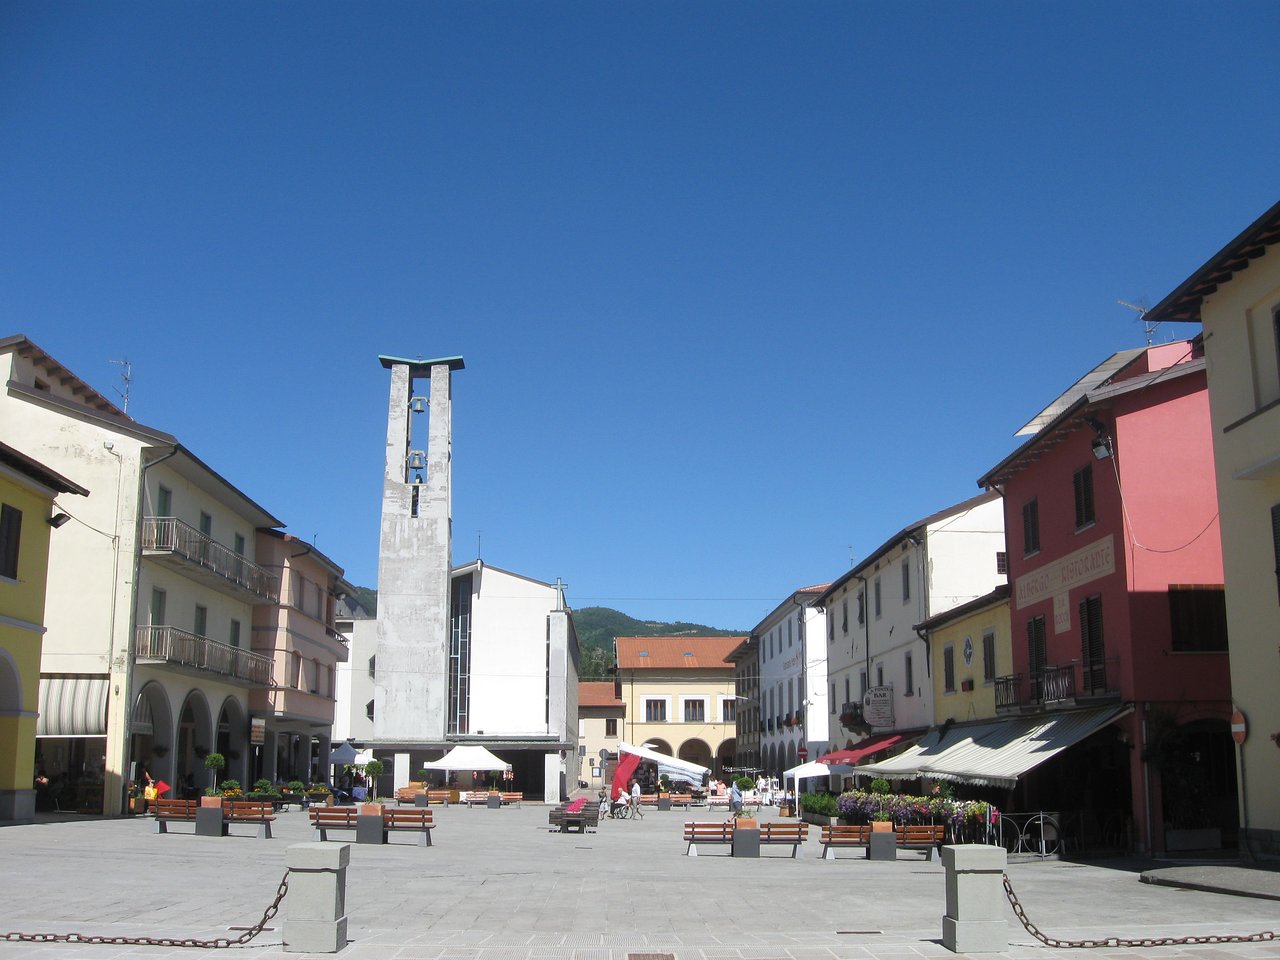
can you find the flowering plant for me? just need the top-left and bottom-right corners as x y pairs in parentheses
(835, 788), (1000, 842)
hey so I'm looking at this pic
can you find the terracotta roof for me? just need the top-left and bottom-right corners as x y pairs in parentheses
(615, 636), (745, 670)
(578, 682), (623, 707)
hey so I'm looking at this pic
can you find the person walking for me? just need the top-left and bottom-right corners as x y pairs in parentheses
(629, 778), (644, 818)
(729, 778), (743, 819)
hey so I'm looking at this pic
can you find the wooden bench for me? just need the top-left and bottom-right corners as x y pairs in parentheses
(383, 807), (435, 846)
(548, 805), (599, 833)
(637, 794), (659, 807)
(897, 823), (945, 859)
(152, 798), (197, 834)
(759, 821), (809, 857)
(223, 800), (276, 839)
(669, 793), (693, 808)
(309, 806), (359, 841)
(707, 795), (729, 809)
(683, 821), (733, 856)
(463, 791), (490, 807)
(820, 824), (872, 860)
(499, 791), (523, 807)
(395, 782), (427, 805)
(427, 789), (452, 805)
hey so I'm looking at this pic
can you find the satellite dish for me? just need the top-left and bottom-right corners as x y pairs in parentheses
(598, 748), (609, 760)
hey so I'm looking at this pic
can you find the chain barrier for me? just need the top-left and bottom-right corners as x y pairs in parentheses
(3, 869), (289, 949)
(1003, 873), (1277, 948)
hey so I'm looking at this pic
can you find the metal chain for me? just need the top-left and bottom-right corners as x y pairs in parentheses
(1003, 872), (1277, 948)
(2, 869), (289, 949)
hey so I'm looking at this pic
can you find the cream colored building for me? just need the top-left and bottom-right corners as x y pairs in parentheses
(1146, 201), (1280, 860)
(916, 585), (1011, 727)
(577, 681), (624, 789)
(615, 636), (742, 779)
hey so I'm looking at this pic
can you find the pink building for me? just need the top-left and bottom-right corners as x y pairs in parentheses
(250, 531), (353, 785)
(978, 342), (1233, 855)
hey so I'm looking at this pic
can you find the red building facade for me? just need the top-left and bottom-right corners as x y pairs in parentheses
(980, 342), (1234, 855)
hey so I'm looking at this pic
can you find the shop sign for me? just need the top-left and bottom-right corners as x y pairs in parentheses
(862, 686), (894, 728)
(250, 717), (266, 745)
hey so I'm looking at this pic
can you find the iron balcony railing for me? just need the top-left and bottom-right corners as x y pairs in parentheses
(142, 517), (279, 602)
(135, 624), (273, 686)
(996, 657), (1120, 710)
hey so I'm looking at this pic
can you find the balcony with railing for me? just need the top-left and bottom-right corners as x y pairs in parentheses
(142, 517), (279, 603)
(995, 657), (1121, 713)
(135, 624), (273, 686)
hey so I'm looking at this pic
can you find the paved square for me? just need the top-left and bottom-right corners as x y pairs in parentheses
(1, 805), (1277, 960)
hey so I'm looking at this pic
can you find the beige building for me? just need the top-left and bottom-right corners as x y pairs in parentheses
(916, 585), (1011, 727)
(577, 681), (624, 789)
(1146, 200), (1280, 860)
(614, 636), (742, 778)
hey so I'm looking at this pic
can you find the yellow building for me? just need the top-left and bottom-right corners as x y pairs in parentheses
(917, 585), (1011, 727)
(1146, 200), (1280, 860)
(577, 681), (625, 790)
(0, 443), (87, 823)
(614, 636), (742, 779)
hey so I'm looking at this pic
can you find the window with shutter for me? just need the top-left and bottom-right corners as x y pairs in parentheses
(0, 504), (21, 579)
(1074, 465), (1095, 529)
(1022, 498), (1040, 555)
(1079, 594), (1106, 692)
(1027, 616), (1046, 701)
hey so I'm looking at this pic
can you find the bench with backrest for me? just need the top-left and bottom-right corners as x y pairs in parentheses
(548, 804), (599, 833)
(223, 800), (276, 839)
(382, 807), (435, 846)
(309, 806), (359, 841)
(897, 823), (946, 858)
(463, 791), (490, 807)
(499, 791), (522, 806)
(637, 794), (659, 807)
(395, 782), (427, 805)
(759, 820), (809, 857)
(707, 795), (729, 809)
(820, 824), (873, 859)
(152, 798), (198, 834)
(669, 793), (693, 808)
(683, 821), (734, 856)
(427, 789), (452, 805)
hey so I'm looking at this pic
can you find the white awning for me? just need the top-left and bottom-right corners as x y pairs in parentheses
(856, 705), (1132, 788)
(784, 760), (851, 783)
(421, 745), (511, 772)
(37, 675), (109, 738)
(617, 741), (710, 785)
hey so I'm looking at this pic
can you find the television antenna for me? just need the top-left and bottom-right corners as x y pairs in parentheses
(109, 358), (133, 414)
(1117, 299), (1159, 346)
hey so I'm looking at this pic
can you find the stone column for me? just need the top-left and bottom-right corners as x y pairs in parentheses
(941, 844), (1008, 953)
(394, 751), (412, 790)
(283, 843), (349, 954)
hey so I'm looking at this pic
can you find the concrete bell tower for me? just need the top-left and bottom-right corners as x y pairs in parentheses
(373, 354), (464, 743)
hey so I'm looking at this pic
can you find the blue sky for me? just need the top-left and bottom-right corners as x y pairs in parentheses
(3, 2), (1277, 631)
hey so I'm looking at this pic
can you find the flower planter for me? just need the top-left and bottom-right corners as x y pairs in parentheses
(871, 820), (894, 832)
(801, 811), (838, 827)
(359, 802), (385, 816)
(200, 795), (224, 809)
(734, 818), (757, 830)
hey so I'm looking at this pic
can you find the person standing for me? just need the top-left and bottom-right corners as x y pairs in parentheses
(729, 778), (743, 818)
(629, 778), (643, 818)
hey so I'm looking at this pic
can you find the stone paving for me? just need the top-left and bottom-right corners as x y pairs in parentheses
(1, 802), (1277, 960)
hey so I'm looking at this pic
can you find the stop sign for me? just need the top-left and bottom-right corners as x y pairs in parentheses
(798, 746), (808, 759)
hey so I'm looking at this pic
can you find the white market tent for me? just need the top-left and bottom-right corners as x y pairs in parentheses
(618, 741), (710, 785)
(328, 741), (359, 766)
(783, 760), (852, 788)
(420, 744), (511, 772)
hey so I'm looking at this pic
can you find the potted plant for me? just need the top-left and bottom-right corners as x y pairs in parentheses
(220, 778), (243, 798)
(127, 782), (144, 815)
(201, 752), (227, 806)
(360, 758), (385, 813)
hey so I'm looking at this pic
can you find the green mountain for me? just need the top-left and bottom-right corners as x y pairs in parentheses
(573, 606), (745, 654)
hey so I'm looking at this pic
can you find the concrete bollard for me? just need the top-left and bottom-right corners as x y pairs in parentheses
(941, 844), (1007, 953)
(283, 842), (349, 954)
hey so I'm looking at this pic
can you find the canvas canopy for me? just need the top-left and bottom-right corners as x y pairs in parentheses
(420, 744), (511, 772)
(783, 760), (855, 787)
(328, 741), (359, 766)
(617, 741), (710, 786)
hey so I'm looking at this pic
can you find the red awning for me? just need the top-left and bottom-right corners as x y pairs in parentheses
(817, 734), (903, 766)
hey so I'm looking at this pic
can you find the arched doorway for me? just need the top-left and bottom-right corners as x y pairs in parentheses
(175, 690), (214, 794)
(131, 682), (174, 786)
(766, 743), (777, 779)
(215, 697), (247, 785)
(678, 737), (712, 773)
(716, 738), (735, 778)
(786, 741), (798, 775)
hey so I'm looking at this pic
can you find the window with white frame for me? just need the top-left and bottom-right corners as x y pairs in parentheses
(683, 699), (706, 722)
(605, 717), (618, 737)
(645, 699), (667, 722)
(721, 699), (735, 722)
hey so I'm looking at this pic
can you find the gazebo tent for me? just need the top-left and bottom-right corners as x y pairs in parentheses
(421, 744), (511, 772)
(783, 760), (852, 789)
(610, 741), (710, 800)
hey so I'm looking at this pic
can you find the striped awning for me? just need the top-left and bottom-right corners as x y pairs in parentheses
(856, 705), (1131, 789)
(37, 675), (109, 738)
